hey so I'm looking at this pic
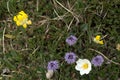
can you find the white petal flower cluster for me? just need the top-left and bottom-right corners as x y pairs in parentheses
(75, 59), (92, 75)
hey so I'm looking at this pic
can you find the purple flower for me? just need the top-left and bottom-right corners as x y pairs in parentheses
(64, 52), (76, 64)
(66, 35), (77, 46)
(91, 55), (104, 67)
(47, 60), (59, 71)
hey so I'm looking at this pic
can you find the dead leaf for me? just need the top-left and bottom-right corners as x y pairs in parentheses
(4, 34), (15, 39)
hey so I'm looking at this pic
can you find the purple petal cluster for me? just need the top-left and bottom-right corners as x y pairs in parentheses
(64, 52), (76, 64)
(91, 55), (104, 67)
(66, 35), (77, 46)
(47, 60), (59, 71)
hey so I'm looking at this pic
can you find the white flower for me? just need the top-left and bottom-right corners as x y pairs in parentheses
(75, 59), (92, 75)
(46, 70), (54, 79)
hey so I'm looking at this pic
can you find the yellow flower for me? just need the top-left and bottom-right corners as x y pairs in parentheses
(116, 43), (120, 51)
(75, 59), (92, 75)
(13, 11), (32, 28)
(93, 35), (104, 44)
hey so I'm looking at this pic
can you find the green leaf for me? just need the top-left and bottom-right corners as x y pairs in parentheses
(81, 24), (88, 31)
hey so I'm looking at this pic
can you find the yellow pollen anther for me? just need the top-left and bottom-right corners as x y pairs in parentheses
(82, 63), (88, 69)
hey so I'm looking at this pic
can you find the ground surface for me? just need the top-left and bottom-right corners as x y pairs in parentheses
(0, 0), (120, 80)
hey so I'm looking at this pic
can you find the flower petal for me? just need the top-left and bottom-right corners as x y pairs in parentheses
(99, 40), (103, 44)
(16, 21), (21, 26)
(27, 20), (32, 25)
(13, 16), (17, 21)
(75, 65), (81, 71)
(23, 24), (27, 28)
(96, 35), (101, 40)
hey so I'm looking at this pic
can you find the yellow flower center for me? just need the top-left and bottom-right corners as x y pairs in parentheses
(82, 63), (88, 69)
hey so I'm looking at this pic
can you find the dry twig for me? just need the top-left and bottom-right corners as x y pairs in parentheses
(89, 48), (120, 66)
